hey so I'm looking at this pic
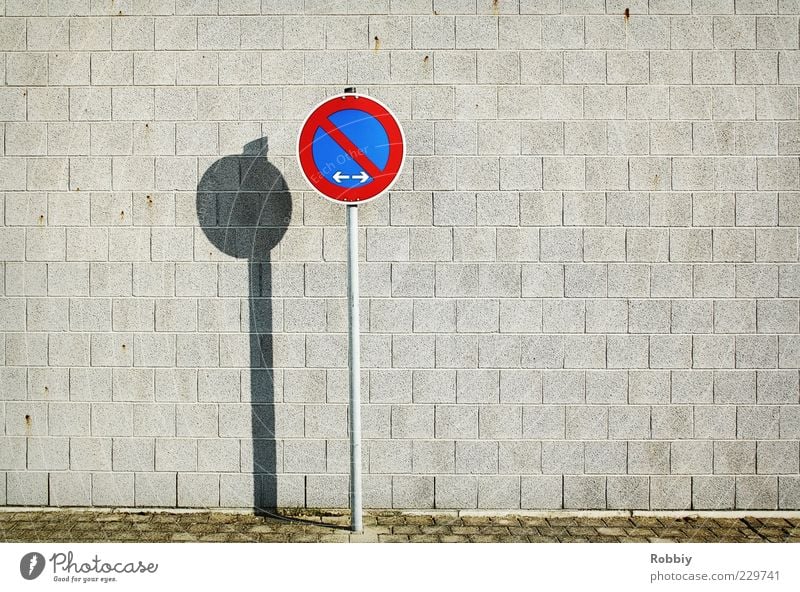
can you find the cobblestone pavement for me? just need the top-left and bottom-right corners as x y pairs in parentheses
(1, 510), (799, 543)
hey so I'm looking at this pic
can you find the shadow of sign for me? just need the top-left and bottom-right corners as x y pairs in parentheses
(196, 137), (292, 511)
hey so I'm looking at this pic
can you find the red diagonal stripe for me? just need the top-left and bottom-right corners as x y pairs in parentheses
(317, 117), (383, 181)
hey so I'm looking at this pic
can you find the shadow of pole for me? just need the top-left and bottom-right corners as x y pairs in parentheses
(196, 138), (292, 512)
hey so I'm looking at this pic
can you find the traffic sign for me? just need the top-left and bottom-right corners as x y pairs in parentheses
(297, 93), (405, 205)
(297, 89), (402, 534)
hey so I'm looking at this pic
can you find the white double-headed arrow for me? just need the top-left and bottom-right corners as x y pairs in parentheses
(333, 171), (370, 184)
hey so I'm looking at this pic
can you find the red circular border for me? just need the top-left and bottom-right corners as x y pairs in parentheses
(297, 95), (405, 204)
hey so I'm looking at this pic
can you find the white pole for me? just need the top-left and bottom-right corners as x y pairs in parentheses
(346, 203), (362, 532)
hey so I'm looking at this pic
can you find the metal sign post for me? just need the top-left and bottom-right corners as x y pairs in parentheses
(344, 84), (362, 534)
(346, 199), (362, 532)
(297, 87), (405, 533)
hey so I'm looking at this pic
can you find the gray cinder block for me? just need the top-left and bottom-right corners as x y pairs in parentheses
(650, 476), (691, 510)
(392, 475), (434, 509)
(50, 472), (92, 506)
(564, 475), (606, 509)
(607, 475), (649, 510)
(521, 475), (562, 509)
(177, 473), (220, 508)
(7, 471), (49, 506)
(736, 476), (778, 510)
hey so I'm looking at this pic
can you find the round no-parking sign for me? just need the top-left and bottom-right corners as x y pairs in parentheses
(297, 93), (405, 205)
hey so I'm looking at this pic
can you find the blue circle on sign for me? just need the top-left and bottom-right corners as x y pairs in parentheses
(311, 109), (390, 189)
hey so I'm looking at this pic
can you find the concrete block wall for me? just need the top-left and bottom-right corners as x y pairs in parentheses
(1, 0), (799, 510)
